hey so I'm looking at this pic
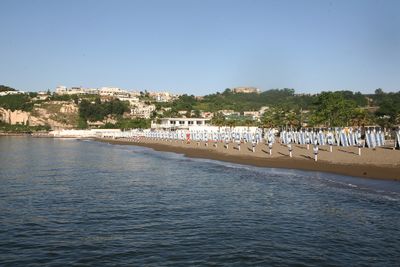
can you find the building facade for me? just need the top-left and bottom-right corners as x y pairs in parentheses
(151, 118), (210, 130)
(233, 87), (261, 94)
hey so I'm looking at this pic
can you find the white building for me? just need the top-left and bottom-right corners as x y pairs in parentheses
(0, 90), (24, 96)
(178, 110), (188, 116)
(50, 129), (121, 138)
(129, 91), (141, 97)
(131, 103), (156, 119)
(99, 87), (129, 97)
(55, 85), (67, 94)
(200, 111), (213, 119)
(85, 88), (99, 95)
(217, 109), (237, 116)
(151, 117), (210, 130)
(149, 91), (176, 102)
(259, 106), (269, 114)
(55, 86), (88, 95)
(117, 95), (140, 105)
(243, 111), (261, 120)
(36, 91), (49, 100)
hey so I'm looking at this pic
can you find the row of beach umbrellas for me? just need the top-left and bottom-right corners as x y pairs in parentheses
(139, 127), (400, 149)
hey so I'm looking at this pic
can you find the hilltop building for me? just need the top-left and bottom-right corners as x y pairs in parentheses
(149, 92), (178, 102)
(233, 87), (261, 94)
(54, 86), (177, 103)
(36, 91), (49, 100)
(0, 90), (24, 96)
(99, 87), (130, 98)
(56, 86), (87, 95)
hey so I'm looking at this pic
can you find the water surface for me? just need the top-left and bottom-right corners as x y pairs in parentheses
(0, 137), (399, 266)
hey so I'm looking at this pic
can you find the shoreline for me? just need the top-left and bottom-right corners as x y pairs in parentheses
(95, 137), (400, 181)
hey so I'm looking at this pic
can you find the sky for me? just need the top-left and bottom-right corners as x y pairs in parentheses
(0, 0), (399, 95)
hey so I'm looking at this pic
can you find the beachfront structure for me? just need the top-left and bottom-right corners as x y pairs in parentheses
(151, 117), (210, 130)
(50, 129), (122, 138)
(233, 87), (261, 94)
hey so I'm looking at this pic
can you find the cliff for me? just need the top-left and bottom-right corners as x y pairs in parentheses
(0, 101), (79, 129)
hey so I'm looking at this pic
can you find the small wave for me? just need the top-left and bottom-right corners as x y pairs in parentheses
(380, 194), (400, 202)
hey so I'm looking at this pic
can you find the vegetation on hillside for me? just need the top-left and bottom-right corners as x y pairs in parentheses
(0, 85), (17, 92)
(78, 97), (130, 122)
(0, 94), (33, 111)
(372, 89), (400, 127)
(0, 121), (50, 133)
(0, 83), (399, 129)
(163, 88), (399, 128)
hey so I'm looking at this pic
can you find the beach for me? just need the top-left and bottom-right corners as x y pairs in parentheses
(96, 137), (400, 181)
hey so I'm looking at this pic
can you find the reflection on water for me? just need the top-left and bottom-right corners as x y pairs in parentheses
(0, 137), (399, 266)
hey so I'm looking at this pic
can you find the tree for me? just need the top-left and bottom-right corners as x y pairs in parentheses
(0, 85), (17, 92)
(193, 109), (201, 117)
(375, 91), (400, 127)
(375, 88), (384, 95)
(260, 109), (275, 128)
(351, 108), (373, 127)
(78, 99), (129, 122)
(311, 92), (357, 127)
(77, 117), (88, 129)
(211, 112), (226, 126)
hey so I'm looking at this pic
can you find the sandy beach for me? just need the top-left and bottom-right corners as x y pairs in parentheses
(95, 137), (400, 181)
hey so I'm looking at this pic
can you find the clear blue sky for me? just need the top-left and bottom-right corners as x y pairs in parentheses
(1, 0), (399, 94)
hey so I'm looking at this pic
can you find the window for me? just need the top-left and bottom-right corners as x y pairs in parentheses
(197, 121), (202, 125)
(179, 121), (185, 125)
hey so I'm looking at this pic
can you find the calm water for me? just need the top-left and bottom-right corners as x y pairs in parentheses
(0, 137), (399, 266)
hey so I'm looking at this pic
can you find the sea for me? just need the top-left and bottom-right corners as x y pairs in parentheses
(0, 136), (399, 266)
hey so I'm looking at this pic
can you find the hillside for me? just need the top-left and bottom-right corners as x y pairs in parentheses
(0, 86), (399, 130)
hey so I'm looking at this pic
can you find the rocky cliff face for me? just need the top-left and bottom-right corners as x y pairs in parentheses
(0, 101), (79, 129)
(0, 108), (30, 125)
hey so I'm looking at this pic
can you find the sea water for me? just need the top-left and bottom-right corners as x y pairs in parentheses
(0, 137), (399, 266)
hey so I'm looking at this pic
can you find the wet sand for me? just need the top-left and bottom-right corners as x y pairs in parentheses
(96, 137), (400, 181)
